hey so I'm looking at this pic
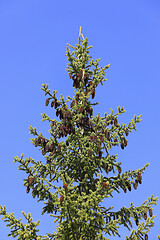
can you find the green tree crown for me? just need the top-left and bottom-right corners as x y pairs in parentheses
(0, 28), (158, 240)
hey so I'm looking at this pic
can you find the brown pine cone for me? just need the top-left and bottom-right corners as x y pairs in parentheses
(60, 195), (64, 204)
(102, 182), (109, 189)
(145, 234), (148, 240)
(114, 118), (118, 127)
(144, 212), (147, 220)
(63, 184), (68, 189)
(45, 99), (49, 106)
(28, 177), (34, 185)
(149, 208), (153, 217)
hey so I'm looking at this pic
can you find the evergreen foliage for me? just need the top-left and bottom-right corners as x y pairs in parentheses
(0, 28), (159, 239)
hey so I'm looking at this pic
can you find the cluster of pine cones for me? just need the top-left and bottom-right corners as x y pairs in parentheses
(35, 136), (61, 156)
(70, 69), (96, 99)
(69, 69), (89, 88)
(133, 172), (142, 190)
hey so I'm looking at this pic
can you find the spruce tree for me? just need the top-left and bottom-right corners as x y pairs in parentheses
(0, 28), (159, 240)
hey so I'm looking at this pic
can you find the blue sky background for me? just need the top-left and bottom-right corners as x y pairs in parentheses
(0, 0), (160, 239)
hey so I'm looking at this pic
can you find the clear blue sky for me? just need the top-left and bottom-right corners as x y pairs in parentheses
(0, 0), (160, 239)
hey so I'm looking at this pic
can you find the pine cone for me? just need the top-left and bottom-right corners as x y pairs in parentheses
(37, 136), (41, 144)
(133, 182), (137, 190)
(51, 100), (55, 107)
(114, 118), (118, 127)
(56, 109), (59, 117)
(125, 128), (129, 136)
(63, 184), (68, 189)
(105, 163), (109, 172)
(124, 188), (127, 193)
(28, 177), (34, 185)
(84, 73), (89, 85)
(124, 138), (128, 147)
(145, 234), (148, 240)
(45, 99), (49, 106)
(41, 138), (46, 147)
(149, 208), (153, 217)
(137, 172), (142, 184)
(118, 166), (122, 174)
(69, 73), (72, 79)
(91, 88), (95, 99)
(59, 110), (63, 120)
(49, 143), (54, 151)
(70, 100), (75, 108)
(75, 93), (80, 101)
(57, 144), (61, 152)
(90, 107), (93, 117)
(105, 130), (110, 140)
(121, 143), (124, 150)
(60, 195), (64, 204)
(144, 212), (147, 220)
(35, 139), (38, 147)
(102, 182), (109, 189)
